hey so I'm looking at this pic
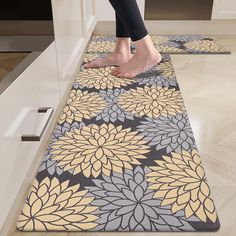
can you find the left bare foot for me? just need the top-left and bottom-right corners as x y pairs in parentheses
(84, 37), (132, 69)
(111, 34), (162, 79)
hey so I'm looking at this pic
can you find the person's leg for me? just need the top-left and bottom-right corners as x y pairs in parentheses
(84, 13), (132, 68)
(108, 0), (161, 78)
(109, 0), (148, 42)
(115, 13), (130, 38)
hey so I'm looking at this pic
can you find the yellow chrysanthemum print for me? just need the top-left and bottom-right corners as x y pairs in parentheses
(146, 149), (217, 223)
(87, 41), (116, 53)
(76, 67), (133, 90)
(59, 89), (106, 124)
(51, 123), (149, 178)
(184, 40), (226, 53)
(156, 61), (176, 79)
(150, 35), (169, 44)
(155, 45), (185, 54)
(117, 85), (185, 118)
(17, 177), (98, 231)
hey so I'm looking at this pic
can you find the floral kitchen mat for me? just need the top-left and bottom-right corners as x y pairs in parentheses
(17, 51), (220, 232)
(88, 34), (230, 54)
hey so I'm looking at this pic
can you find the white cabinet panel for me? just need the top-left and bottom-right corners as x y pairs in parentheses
(51, 0), (96, 98)
(0, 42), (60, 230)
(51, 0), (84, 97)
(51, 0), (81, 93)
(94, 0), (115, 21)
(94, 0), (145, 21)
(82, 0), (96, 32)
(212, 0), (236, 19)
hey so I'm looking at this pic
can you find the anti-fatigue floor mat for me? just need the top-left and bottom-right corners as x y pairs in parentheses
(17, 53), (220, 232)
(88, 34), (230, 54)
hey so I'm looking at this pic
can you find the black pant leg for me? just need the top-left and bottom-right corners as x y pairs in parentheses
(108, 0), (148, 42)
(115, 12), (130, 38)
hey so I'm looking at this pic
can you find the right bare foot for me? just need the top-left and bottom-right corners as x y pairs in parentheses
(84, 37), (132, 69)
(83, 52), (132, 68)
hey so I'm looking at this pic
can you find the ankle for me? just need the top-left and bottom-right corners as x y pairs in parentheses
(135, 34), (157, 54)
(114, 37), (131, 54)
(116, 37), (131, 44)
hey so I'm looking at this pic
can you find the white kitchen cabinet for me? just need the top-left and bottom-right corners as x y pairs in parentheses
(212, 0), (236, 19)
(0, 42), (60, 232)
(0, 0), (97, 234)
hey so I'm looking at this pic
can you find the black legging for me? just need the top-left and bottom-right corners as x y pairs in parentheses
(108, 0), (148, 42)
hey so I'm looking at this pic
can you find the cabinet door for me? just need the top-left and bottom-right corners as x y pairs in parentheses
(0, 42), (60, 231)
(51, 0), (84, 98)
(51, 0), (97, 98)
(82, 0), (96, 33)
(212, 0), (236, 19)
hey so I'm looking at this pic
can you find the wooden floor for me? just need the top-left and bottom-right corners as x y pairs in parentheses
(0, 53), (29, 81)
(8, 35), (236, 236)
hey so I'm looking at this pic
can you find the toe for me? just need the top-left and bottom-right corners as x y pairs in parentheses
(111, 67), (119, 72)
(113, 72), (120, 77)
(119, 72), (130, 78)
(111, 68), (121, 76)
(123, 72), (134, 79)
(84, 61), (98, 68)
(84, 62), (91, 68)
(113, 71), (121, 76)
(115, 72), (124, 78)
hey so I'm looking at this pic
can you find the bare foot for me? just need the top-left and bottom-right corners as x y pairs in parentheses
(83, 52), (132, 68)
(84, 37), (132, 69)
(111, 35), (162, 78)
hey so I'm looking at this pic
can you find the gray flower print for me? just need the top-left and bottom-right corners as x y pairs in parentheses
(137, 112), (197, 154)
(92, 35), (117, 43)
(96, 89), (134, 122)
(167, 35), (205, 42)
(157, 41), (181, 48)
(38, 121), (85, 175)
(136, 67), (177, 87)
(86, 166), (197, 231)
(72, 81), (84, 90)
